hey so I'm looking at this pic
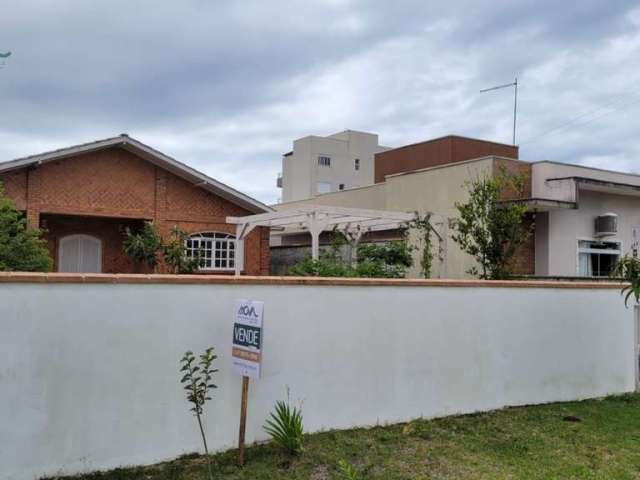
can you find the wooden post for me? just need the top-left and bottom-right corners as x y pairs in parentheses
(238, 375), (250, 466)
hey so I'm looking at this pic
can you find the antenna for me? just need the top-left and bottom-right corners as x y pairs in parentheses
(480, 77), (518, 145)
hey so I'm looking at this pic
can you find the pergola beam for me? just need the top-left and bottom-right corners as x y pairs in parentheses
(227, 205), (417, 275)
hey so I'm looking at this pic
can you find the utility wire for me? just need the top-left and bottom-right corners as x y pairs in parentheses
(521, 87), (640, 146)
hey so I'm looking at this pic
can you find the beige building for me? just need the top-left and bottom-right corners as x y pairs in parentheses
(277, 130), (390, 202)
(532, 161), (640, 277)
(274, 156), (506, 278)
(275, 154), (640, 279)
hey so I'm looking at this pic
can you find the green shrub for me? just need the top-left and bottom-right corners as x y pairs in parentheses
(0, 183), (52, 272)
(263, 400), (304, 455)
(123, 223), (203, 274)
(288, 239), (412, 278)
(163, 226), (203, 274)
(122, 221), (162, 270)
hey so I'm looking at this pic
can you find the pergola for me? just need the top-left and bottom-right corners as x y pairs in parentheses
(226, 205), (415, 275)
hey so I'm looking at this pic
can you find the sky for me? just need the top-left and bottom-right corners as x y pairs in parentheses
(1, 1), (639, 204)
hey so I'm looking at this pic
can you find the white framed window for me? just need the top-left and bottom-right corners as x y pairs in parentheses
(577, 240), (621, 277)
(354, 158), (360, 171)
(318, 155), (331, 167)
(186, 232), (235, 271)
(317, 181), (332, 194)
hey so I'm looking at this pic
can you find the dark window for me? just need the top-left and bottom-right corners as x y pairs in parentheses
(318, 156), (331, 167)
(577, 240), (621, 277)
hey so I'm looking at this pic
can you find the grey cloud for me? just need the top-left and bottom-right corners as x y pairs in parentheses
(1, 1), (639, 203)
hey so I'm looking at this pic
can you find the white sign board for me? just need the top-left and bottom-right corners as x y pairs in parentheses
(232, 299), (264, 379)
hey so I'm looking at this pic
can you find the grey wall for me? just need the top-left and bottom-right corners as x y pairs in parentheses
(0, 279), (635, 479)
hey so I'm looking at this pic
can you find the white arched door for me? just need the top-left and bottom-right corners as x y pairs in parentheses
(58, 234), (102, 273)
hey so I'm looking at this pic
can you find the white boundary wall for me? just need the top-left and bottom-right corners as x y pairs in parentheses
(0, 278), (635, 479)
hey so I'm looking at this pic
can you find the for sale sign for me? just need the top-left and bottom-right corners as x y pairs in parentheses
(232, 299), (264, 379)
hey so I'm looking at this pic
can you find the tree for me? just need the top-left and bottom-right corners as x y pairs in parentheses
(451, 168), (533, 280)
(162, 226), (203, 274)
(122, 223), (202, 274)
(180, 348), (218, 479)
(0, 184), (53, 272)
(122, 221), (162, 271)
(406, 212), (437, 279)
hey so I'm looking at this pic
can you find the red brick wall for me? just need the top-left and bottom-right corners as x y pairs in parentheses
(0, 169), (28, 210)
(375, 136), (519, 183)
(495, 158), (532, 200)
(0, 147), (270, 275)
(508, 213), (535, 276)
(24, 149), (158, 220)
(492, 158), (534, 275)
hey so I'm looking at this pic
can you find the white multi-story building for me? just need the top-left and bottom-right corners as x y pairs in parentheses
(277, 130), (390, 202)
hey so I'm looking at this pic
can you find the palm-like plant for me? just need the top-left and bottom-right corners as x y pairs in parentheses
(611, 255), (640, 306)
(263, 400), (304, 455)
(337, 459), (361, 480)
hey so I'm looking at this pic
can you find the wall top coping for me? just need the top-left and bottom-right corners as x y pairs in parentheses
(0, 272), (625, 289)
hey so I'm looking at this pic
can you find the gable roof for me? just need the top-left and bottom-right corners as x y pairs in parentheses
(0, 134), (272, 214)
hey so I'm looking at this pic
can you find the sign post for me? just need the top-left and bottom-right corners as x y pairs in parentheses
(232, 299), (264, 466)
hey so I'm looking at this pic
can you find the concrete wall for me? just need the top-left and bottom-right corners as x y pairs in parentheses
(532, 161), (640, 202)
(0, 274), (635, 480)
(280, 130), (387, 202)
(276, 157), (500, 278)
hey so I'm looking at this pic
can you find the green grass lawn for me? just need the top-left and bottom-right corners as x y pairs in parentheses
(45, 393), (640, 480)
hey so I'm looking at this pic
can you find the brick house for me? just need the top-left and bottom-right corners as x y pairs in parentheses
(0, 134), (272, 274)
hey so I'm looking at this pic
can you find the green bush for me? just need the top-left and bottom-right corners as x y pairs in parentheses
(0, 183), (53, 272)
(287, 239), (412, 278)
(123, 223), (203, 274)
(122, 221), (162, 270)
(163, 226), (203, 274)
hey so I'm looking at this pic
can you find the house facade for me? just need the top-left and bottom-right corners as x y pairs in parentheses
(532, 161), (640, 277)
(277, 130), (390, 202)
(0, 135), (271, 275)
(273, 154), (530, 278)
(274, 133), (638, 279)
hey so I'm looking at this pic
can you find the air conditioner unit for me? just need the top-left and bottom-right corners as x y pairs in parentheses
(595, 213), (617, 237)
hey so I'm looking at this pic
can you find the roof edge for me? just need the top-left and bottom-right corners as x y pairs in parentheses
(0, 134), (272, 214)
(375, 134), (519, 157)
